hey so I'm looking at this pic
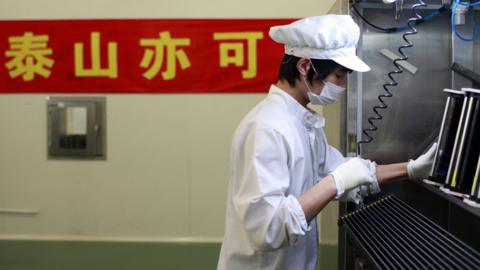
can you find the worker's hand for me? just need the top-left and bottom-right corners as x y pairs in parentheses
(340, 187), (364, 204)
(330, 157), (376, 197)
(340, 176), (380, 204)
(339, 159), (379, 204)
(407, 143), (437, 180)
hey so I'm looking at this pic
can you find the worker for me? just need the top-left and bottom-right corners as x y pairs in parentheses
(217, 15), (437, 270)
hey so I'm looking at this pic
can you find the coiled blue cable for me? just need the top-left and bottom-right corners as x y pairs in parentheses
(452, 0), (480, 42)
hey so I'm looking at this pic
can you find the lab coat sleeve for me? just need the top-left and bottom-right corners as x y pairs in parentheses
(323, 145), (347, 175)
(232, 122), (310, 252)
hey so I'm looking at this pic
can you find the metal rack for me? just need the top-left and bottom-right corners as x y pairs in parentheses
(339, 194), (480, 270)
(417, 180), (480, 217)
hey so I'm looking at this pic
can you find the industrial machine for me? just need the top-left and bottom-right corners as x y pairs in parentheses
(338, 0), (480, 269)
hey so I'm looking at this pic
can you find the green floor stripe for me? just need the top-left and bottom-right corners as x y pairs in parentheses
(0, 240), (336, 270)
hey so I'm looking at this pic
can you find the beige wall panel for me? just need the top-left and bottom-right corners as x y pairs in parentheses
(0, 0), (344, 242)
(188, 94), (265, 238)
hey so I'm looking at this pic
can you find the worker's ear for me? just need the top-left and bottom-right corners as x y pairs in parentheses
(297, 58), (310, 76)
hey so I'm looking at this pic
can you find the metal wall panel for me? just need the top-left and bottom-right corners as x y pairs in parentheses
(347, 7), (452, 163)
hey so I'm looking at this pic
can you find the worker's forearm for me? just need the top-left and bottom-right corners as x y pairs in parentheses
(298, 175), (337, 222)
(376, 162), (408, 186)
(297, 163), (408, 223)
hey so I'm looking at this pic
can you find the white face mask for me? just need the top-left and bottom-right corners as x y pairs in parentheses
(303, 62), (346, 105)
(306, 80), (346, 105)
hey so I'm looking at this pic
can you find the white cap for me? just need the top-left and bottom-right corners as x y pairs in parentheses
(269, 15), (370, 72)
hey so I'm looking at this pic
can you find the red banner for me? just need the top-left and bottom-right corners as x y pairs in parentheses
(0, 19), (294, 94)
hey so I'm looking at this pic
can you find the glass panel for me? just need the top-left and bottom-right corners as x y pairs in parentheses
(58, 106), (88, 150)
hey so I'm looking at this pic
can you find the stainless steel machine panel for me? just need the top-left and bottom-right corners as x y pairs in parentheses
(347, 7), (452, 162)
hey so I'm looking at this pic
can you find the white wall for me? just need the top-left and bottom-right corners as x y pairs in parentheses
(0, 0), (342, 243)
(0, 0), (337, 19)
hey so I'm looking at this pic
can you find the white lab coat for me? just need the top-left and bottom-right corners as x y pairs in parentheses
(217, 85), (347, 270)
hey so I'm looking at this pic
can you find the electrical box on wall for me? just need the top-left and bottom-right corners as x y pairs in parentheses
(47, 96), (106, 160)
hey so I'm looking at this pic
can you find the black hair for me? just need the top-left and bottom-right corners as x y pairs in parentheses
(277, 54), (352, 87)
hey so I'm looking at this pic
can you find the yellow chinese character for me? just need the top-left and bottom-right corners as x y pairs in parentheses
(4, 32), (54, 81)
(140, 31), (191, 80)
(74, 32), (117, 78)
(213, 32), (264, 79)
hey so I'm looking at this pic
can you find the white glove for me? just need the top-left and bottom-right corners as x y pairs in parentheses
(330, 157), (376, 197)
(339, 160), (380, 204)
(340, 187), (364, 204)
(407, 143), (438, 180)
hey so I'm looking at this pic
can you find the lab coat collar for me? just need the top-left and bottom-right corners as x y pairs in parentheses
(268, 85), (325, 129)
